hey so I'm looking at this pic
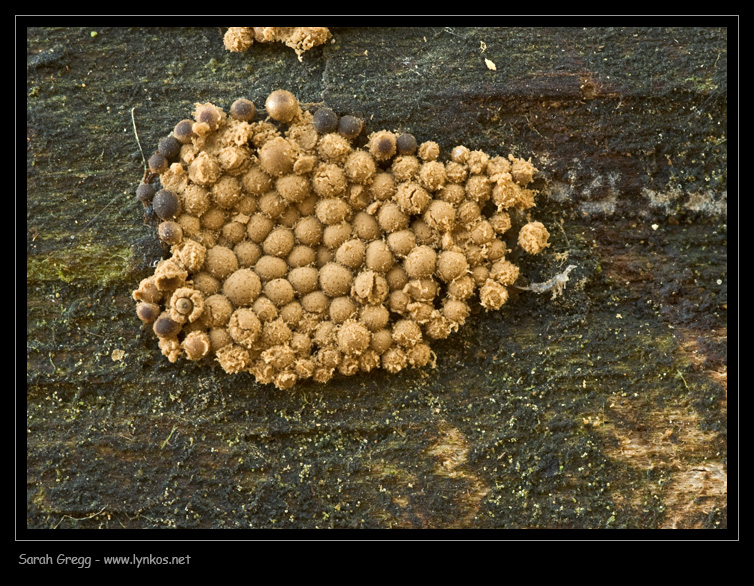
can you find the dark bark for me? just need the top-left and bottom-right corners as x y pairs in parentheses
(26, 26), (728, 533)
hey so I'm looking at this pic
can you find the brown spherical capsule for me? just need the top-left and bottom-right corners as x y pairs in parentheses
(377, 201), (409, 233)
(369, 131), (397, 161)
(233, 240), (262, 268)
(265, 89), (300, 123)
(315, 197), (351, 225)
(352, 211), (381, 241)
(510, 156), (536, 186)
(211, 175), (241, 209)
(436, 250), (469, 283)
(404, 245), (437, 279)
(417, 140), (440, 162)
(319, 262), (353, 297)
(263, 226), (295, 257)
(276, 174), (310, 203)
(153, 314), (182, 339)
(193, 272), (220, 296)
(148, 152), (169, 174)
(386, 229), (417, 258)
(189, 152), (222, 186)
(280, 203), (302, 228)
(396, 133), (417, 155)
(313, 107), (339, 134)
(264, 278), (295, 307)
(315, 245), (334, 267)
(173, 119), (195, 144)
(258, 137), (295, 176)
(404, 298), (434, 322)
(254, 255), (289, 282)
(447, 274), (476, 300)
(152, 189), (179, 220)
(470, 219), (495, 245)
(466, 174), (492, 203)
(287, 244), (317, 268)
(158, 136), (181, 160)
(136, 301), (160, 324)
(245, 214), (273, 244)
(322, 222), (352, 250)
(223, 268), (262, 306)
(180, 184), (209, 217)
(294, 216), (323, 247)
(424, 200), (456, 233)
(329, 296), (357, 323)
(136, 182), (156, 204)
(157, 221), (183, 245)
(204, 245), (238, 280)
(490, 211), (512, 234)
(261, 317), (292, 347)
(338, 115), (363, 140)
(457, 200), (482, 225)
(257, 189), (286, 219)
(215, 343), (250, 374)
(301, 290), (330, 314)
(443, 298), (470, 325)
(242, 165), (274, 196)
(386, 266), (409, 291)
(369, 172), (396, 201)
(335, 238), (365, 269)
(230, 98), (256, 121)
(404, 278), (438, 302)
(360, 304), (390, 332)
(288, 266), (320, 295)
(392, 155), (420, 182)
(364, 240), (395, 273)
(368, 328), (392, 354)
(133, 277), (163, 304)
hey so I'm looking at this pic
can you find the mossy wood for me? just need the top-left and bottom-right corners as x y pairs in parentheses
(26, 26), (728, 530)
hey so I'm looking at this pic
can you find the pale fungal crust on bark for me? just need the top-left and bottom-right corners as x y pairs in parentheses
(133, 89), (552, 389)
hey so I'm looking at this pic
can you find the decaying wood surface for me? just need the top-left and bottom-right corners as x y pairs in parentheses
(26, 26), (729, 532)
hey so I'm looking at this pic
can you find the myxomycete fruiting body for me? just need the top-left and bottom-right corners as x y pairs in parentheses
(223, 27), (331, 61)
(132, 89), (550, 390)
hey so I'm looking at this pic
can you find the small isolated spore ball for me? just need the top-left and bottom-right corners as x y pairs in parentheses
(132, 89), (550, 389)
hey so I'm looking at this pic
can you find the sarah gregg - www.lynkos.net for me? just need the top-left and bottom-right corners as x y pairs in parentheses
(19, 553), (191, 569)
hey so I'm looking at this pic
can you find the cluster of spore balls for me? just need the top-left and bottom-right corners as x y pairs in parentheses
(133, 89), (551, 390)
(223, 27), (330, 60)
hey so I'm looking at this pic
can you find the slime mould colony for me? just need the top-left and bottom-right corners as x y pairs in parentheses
(132, 89), (551, 390)
(223, 27), (331, 61)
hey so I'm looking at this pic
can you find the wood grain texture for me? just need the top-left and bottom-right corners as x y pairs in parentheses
(26, 25), (728, 532)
